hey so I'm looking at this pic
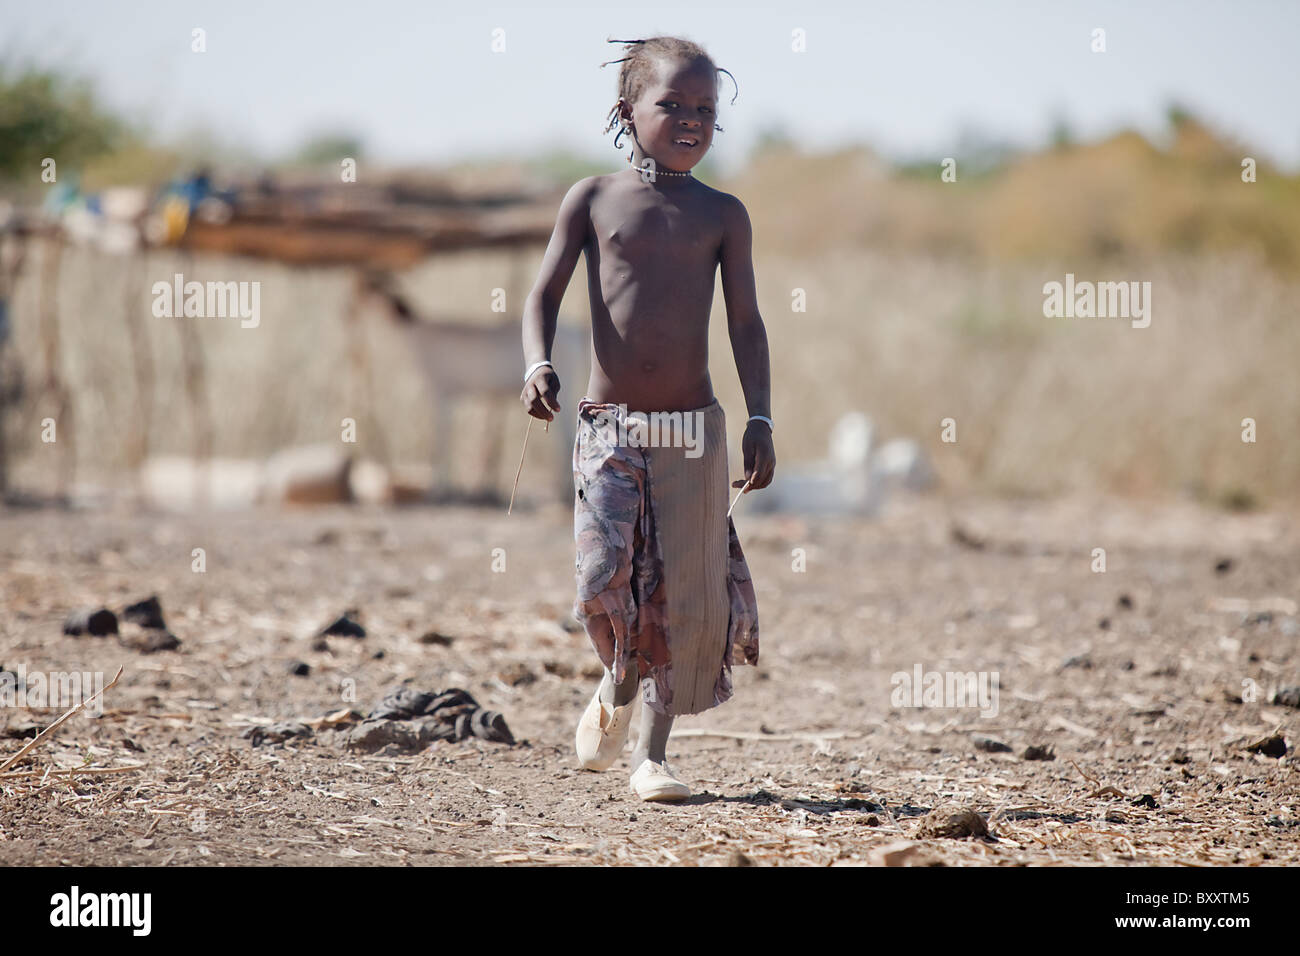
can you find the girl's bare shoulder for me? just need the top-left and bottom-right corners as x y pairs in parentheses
(697, 183), (751, 229)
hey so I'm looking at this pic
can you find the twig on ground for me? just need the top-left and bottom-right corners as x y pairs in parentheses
(0, 666), (124, 774)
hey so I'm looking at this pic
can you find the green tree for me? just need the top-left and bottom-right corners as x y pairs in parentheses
(0, 61), (125, 182)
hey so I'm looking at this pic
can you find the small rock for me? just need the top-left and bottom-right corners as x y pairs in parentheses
(1131, 793), (1158, 809)
(287, 660), (311, 677)
(1214, 557), (1233, 575)
(419, 631), (454, 646)
(917, 805), (989, 839)
(498, 662), (536, 687)
(310, 637), (330, 652)
(320, 610), (365, 639)
(973, 736), (1012, 753)
(1117, 593), (1134, 610)
(1097, 617), (1111, 631)
(1243, 732), (1287, 758)
(1169, 746), (1192, 764)
(123, 595), (167, 630)
(1062, 654), (1093, 670)
(63, 608), (118, 636)
(1272, 687), (1300, 709)
(1023, 744), (1055, 761)
(870, 840), (925, 866)
(725, 850), (754, 867)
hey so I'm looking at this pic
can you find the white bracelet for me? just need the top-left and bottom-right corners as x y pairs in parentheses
(748, 415), (774, 432)
(523, 360), (553, 384)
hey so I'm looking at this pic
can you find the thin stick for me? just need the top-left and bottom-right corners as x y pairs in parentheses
(507, 416), (548, 515)
(0, 764), (144, 781)
(727, 476), (754, 518)
(0, 666), (124, 774)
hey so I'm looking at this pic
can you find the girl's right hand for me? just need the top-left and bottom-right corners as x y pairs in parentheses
(521, 367), (561, 422)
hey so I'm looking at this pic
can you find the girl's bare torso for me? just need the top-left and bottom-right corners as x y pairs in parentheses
(581, 170), (728, 413)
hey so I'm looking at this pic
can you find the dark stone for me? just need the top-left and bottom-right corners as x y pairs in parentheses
(320, 610), (365, 639)
(1214, 557), (1233, 574)
(287, 660), (311, 677)
(63, 608), (118, 636)
(973, 736), (1012, 753)
(123, 595), (166, 630)
(1023, 744), (1055, 761)
(1272, 686), (1300, 709)
(1131, 793), (1158, 809)
(1117, 593), (1134, 610)
(1244, 733), (1287, 758)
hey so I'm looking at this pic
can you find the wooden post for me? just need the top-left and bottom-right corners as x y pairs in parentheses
(345, 268), (392, 471)
(36, 235), (74, 503)
(122, 249), (154, 492)
(174, 251), (212, 507)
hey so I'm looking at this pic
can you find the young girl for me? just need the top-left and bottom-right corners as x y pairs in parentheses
(519, 36), (774, 802)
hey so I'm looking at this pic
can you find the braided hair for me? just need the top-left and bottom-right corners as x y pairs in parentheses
(599, 36), (738, 149)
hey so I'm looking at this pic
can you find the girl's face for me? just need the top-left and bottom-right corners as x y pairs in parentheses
(626, 57), (717, 172)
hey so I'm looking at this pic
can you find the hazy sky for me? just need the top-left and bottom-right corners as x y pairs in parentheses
(4, 0), (1297, 174)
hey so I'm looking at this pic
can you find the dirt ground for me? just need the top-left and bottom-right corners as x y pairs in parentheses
(1, 492), (1296, 866)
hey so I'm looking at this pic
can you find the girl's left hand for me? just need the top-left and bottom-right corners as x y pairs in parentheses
(734, 421), (775, 491)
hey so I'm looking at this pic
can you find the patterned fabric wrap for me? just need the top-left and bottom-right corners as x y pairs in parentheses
(571, 398), (759, 715)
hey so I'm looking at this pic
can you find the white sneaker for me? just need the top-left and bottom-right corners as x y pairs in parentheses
(575, 686), (637, 771)
(629, 759), (691, 802)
